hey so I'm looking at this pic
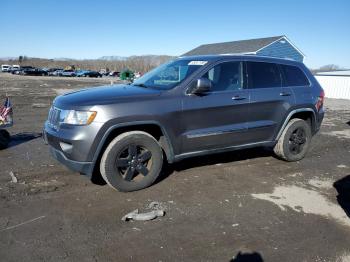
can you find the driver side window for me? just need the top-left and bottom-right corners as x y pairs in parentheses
(202, 61), (243, 92)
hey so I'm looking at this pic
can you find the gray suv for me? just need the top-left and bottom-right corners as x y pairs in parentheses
(43, 55), (325, 192)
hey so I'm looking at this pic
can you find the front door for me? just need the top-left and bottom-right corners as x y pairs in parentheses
(180, 61), (251, 153)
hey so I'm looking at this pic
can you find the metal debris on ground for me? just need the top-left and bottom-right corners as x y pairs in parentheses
(9, 171), (17, 183)
(122, 209), (165, 221)
(122, 201), (165, 222)
(0, 216), (46, 232)
(337, 164), (348, 168)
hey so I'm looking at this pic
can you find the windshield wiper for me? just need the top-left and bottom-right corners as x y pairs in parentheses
(133, 83), (148, 88)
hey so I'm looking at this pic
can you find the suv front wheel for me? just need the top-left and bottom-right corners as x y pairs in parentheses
(100, 131), (163, 192)
(274, 118), (312, 162)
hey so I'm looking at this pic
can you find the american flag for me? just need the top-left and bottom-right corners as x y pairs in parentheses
(0, 97), (12, 123)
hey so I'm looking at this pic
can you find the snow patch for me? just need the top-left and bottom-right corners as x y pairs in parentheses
(308, 178), (334, 189)
(252, 185), (350, 227)
(323, 130), (350, 139)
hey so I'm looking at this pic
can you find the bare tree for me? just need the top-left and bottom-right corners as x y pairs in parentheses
(319, 64), (340, 72)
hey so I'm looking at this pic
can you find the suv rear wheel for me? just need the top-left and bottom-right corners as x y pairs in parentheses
(100, 131), (163, 192)
(274, 118), (312, 162)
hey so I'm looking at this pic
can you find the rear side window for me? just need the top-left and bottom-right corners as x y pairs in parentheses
(247, 62), (281, 89)
(280, 64), (310, 86)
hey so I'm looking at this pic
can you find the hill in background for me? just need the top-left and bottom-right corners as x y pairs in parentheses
(0, 55), (175, 73)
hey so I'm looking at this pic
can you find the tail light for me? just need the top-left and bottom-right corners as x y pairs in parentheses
(316, 89), (325, 111)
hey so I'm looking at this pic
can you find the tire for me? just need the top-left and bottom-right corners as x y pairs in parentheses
(0, 130), (11, 149)
(274, 118), (312, 162)
(100, 131), (163, 192)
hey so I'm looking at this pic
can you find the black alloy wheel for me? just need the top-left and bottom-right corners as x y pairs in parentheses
(100, 131), (163, 192)
(115, 144), (152, 182)
(288, 127), (307, 155)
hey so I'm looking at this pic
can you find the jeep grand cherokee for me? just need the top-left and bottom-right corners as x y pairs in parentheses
(43, 55), (325, 191)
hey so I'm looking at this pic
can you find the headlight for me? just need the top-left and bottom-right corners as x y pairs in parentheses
(60, 110), (97, 125)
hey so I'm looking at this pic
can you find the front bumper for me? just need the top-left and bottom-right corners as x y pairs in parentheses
(49, 146), (93, 176)
(43, 120), (102, 176)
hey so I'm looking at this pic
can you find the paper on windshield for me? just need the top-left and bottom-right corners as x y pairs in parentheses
(188, 61), (208, 66)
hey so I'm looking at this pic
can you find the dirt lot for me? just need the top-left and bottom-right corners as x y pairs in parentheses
(0, 73), (349, 262)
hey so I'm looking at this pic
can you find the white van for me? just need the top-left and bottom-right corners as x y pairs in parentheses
(1, 64), (11, 72)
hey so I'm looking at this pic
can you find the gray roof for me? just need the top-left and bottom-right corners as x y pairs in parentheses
(182, 36), (284, 56)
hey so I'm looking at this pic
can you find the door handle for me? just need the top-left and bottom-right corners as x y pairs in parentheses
(280, 92), (291, 96)
(232, 95), (246, 100)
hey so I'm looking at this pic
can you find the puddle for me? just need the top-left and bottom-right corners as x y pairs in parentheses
(252, 185), (350, 227)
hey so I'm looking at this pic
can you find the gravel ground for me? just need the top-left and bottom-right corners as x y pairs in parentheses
(0, 73), (349, 262)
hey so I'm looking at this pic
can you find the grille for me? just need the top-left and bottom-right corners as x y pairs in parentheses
(48, 107), (61, 130)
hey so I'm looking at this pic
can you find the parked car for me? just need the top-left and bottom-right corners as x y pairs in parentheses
(11, 68), (21, 74)
(7, 65), (20, 73)
(134, 72), (142, 79)
(77, 70), (102, 78)
(47, 68), (64, 76)
(12, 66), (34, 75)
(51, 69), (64, 76)
(1, 65), (11, 72)
(109, 71), (120, 77)
(7, 67), (17, 73)
(43, 55), (325, 192)
(22, 68), (48, 76)
(61, 70), (76, 77)
(76, 70), (90, 77)
(99, 69), (110, 76)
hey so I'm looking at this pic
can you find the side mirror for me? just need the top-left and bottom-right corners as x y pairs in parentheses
(192, 78), (211, 94)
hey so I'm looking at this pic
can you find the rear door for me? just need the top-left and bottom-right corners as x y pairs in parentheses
(245, 61), (295, 143)
(180, 60), (251, 153)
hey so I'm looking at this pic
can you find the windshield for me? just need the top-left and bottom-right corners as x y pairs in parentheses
(132, 59), (208, 90)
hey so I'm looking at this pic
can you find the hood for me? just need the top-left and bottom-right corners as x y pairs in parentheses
(54, 84), (162, 108)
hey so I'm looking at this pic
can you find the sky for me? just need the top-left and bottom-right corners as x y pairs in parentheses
(1, 0), (349, 69)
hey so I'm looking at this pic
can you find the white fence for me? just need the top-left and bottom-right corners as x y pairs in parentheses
(315, 75), (350, 100)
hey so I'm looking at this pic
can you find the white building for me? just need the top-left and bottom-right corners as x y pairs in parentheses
(315, 71), (350, 100)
